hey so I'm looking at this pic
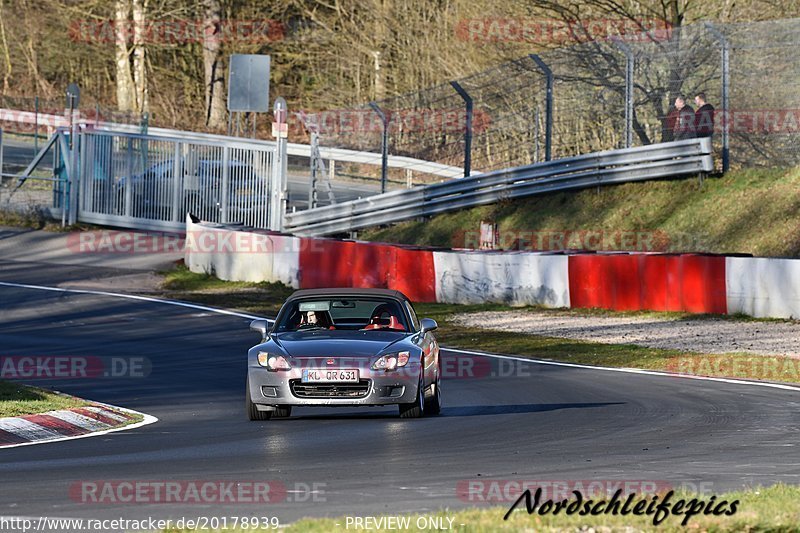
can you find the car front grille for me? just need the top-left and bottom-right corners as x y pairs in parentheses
(290, 379), (371, 399)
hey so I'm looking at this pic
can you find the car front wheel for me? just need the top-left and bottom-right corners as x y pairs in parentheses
(246, 379), (271, 421)
(424, 372), (441, 416)
(399, 372), (425, 419)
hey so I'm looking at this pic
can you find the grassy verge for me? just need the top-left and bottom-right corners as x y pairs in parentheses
(360, 166), (800, 258)
(163, 484), (799, 532)
(156, 267), (800, 384)
(159, 265), (294, 316)
(0, 381), (88, 417)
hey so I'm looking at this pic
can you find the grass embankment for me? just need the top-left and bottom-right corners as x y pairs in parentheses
(158, 265), (800, 384)
(361, 166), (800, 257)
(163, 484), (800, 532)
(0, 381), (88, 417)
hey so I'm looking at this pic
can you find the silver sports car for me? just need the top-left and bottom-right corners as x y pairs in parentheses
(246, 288), (441, 419)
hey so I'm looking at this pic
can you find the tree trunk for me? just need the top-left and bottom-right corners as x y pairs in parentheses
(115, 0), (135, 112)
(132, 0), (147, 113)
(202, 0), (226, 130)
(0, 0), (12, 92)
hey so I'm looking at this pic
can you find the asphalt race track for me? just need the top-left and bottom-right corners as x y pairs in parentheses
(2, 261), (800, 526)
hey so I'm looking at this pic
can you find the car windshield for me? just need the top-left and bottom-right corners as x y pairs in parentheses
(274, 298), (410, 333)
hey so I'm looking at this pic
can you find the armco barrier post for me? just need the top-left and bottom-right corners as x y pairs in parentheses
(705, 22), (730, 173)
(529, 54), (553, 161)
(611, 38), (634, 149)
(450, 81), (473, 177)
(369, 102), (389, 193)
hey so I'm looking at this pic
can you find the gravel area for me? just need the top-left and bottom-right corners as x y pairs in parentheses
(452, 311), (800, 357)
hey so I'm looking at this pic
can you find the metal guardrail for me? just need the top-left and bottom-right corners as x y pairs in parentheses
(284, 138), (713, 236)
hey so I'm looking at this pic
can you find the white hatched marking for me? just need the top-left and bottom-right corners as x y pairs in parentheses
(46, 410), (111, 432)
(0, 418), (62, 441)
(83, 406), (128, 422)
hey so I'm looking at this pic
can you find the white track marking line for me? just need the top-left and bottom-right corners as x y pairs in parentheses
(0, 281), (272, 323)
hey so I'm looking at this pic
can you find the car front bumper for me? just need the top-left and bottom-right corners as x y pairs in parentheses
(247, 363), (421, 408)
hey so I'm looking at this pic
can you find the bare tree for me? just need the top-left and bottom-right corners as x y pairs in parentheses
(115, 0), (135, 111)
(202, 0), (226, 130)
(132, 0), (147, 113)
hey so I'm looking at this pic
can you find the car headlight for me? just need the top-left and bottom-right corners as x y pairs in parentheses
(372, 351), (411, 371)
(257, 351), (291, 371)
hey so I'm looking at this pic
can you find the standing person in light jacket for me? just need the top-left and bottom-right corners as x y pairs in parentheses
(673, 95), (696, 140)
(694, 92), (715, 138)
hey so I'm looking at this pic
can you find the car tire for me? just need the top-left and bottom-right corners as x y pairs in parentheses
(246, 379), (272, 421)
(399, 372), (425, 419)
(424, 371), (441, 416)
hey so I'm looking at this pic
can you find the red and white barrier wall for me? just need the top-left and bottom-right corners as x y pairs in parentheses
(185, 220), (800, 319)
(433, 252), (570, 307)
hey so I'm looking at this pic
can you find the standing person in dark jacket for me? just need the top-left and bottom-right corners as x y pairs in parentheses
(673, 95), (696, 140)
(663, 106), (680, 142)
(694, 92), (715, 138)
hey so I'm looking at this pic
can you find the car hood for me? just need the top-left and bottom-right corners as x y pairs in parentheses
(271, 330), (409, 358)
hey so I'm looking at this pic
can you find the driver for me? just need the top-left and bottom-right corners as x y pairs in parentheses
(298, 310), (335, 330)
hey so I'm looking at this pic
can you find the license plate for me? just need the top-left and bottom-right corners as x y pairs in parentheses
(302, 369), (359, 383)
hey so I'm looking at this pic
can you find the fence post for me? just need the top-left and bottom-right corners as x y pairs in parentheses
(705, 22), (730, 173)
(611, 38), (634, 148)
(309, 131), (319, 209)
(34, 96), (39, 154)
(369, 102), (389, 193)
(450, 81), (473, 177)
(529, 54), (553, 161)
(220, 145), (230, 223)
(172, 143), (182, 222)
(68, 122), (80, 225)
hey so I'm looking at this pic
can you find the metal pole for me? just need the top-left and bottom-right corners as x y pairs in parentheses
(610, 39), (634, 148)
(705, 22), (730, 173)
(529, 54), (553, 160)
(0, 128), (4, 182)
(369, 102), (389, 193)
(534, 107), (540, 163)
(34, 96), (39, 154)
(68, 116), (79, 225)
(279, 133), (288, 228)
(220, 145), (230, 223)
(270, 97), (289, 231)
(450, 81), (473, 177)
(309, 131), (319, 209)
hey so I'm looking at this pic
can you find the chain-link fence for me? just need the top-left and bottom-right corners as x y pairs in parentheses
(304, 17), (800, 176)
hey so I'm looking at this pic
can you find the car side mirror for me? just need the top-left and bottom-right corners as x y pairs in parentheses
(420, 318), (438, 334)
(250, 319), (269, 342)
